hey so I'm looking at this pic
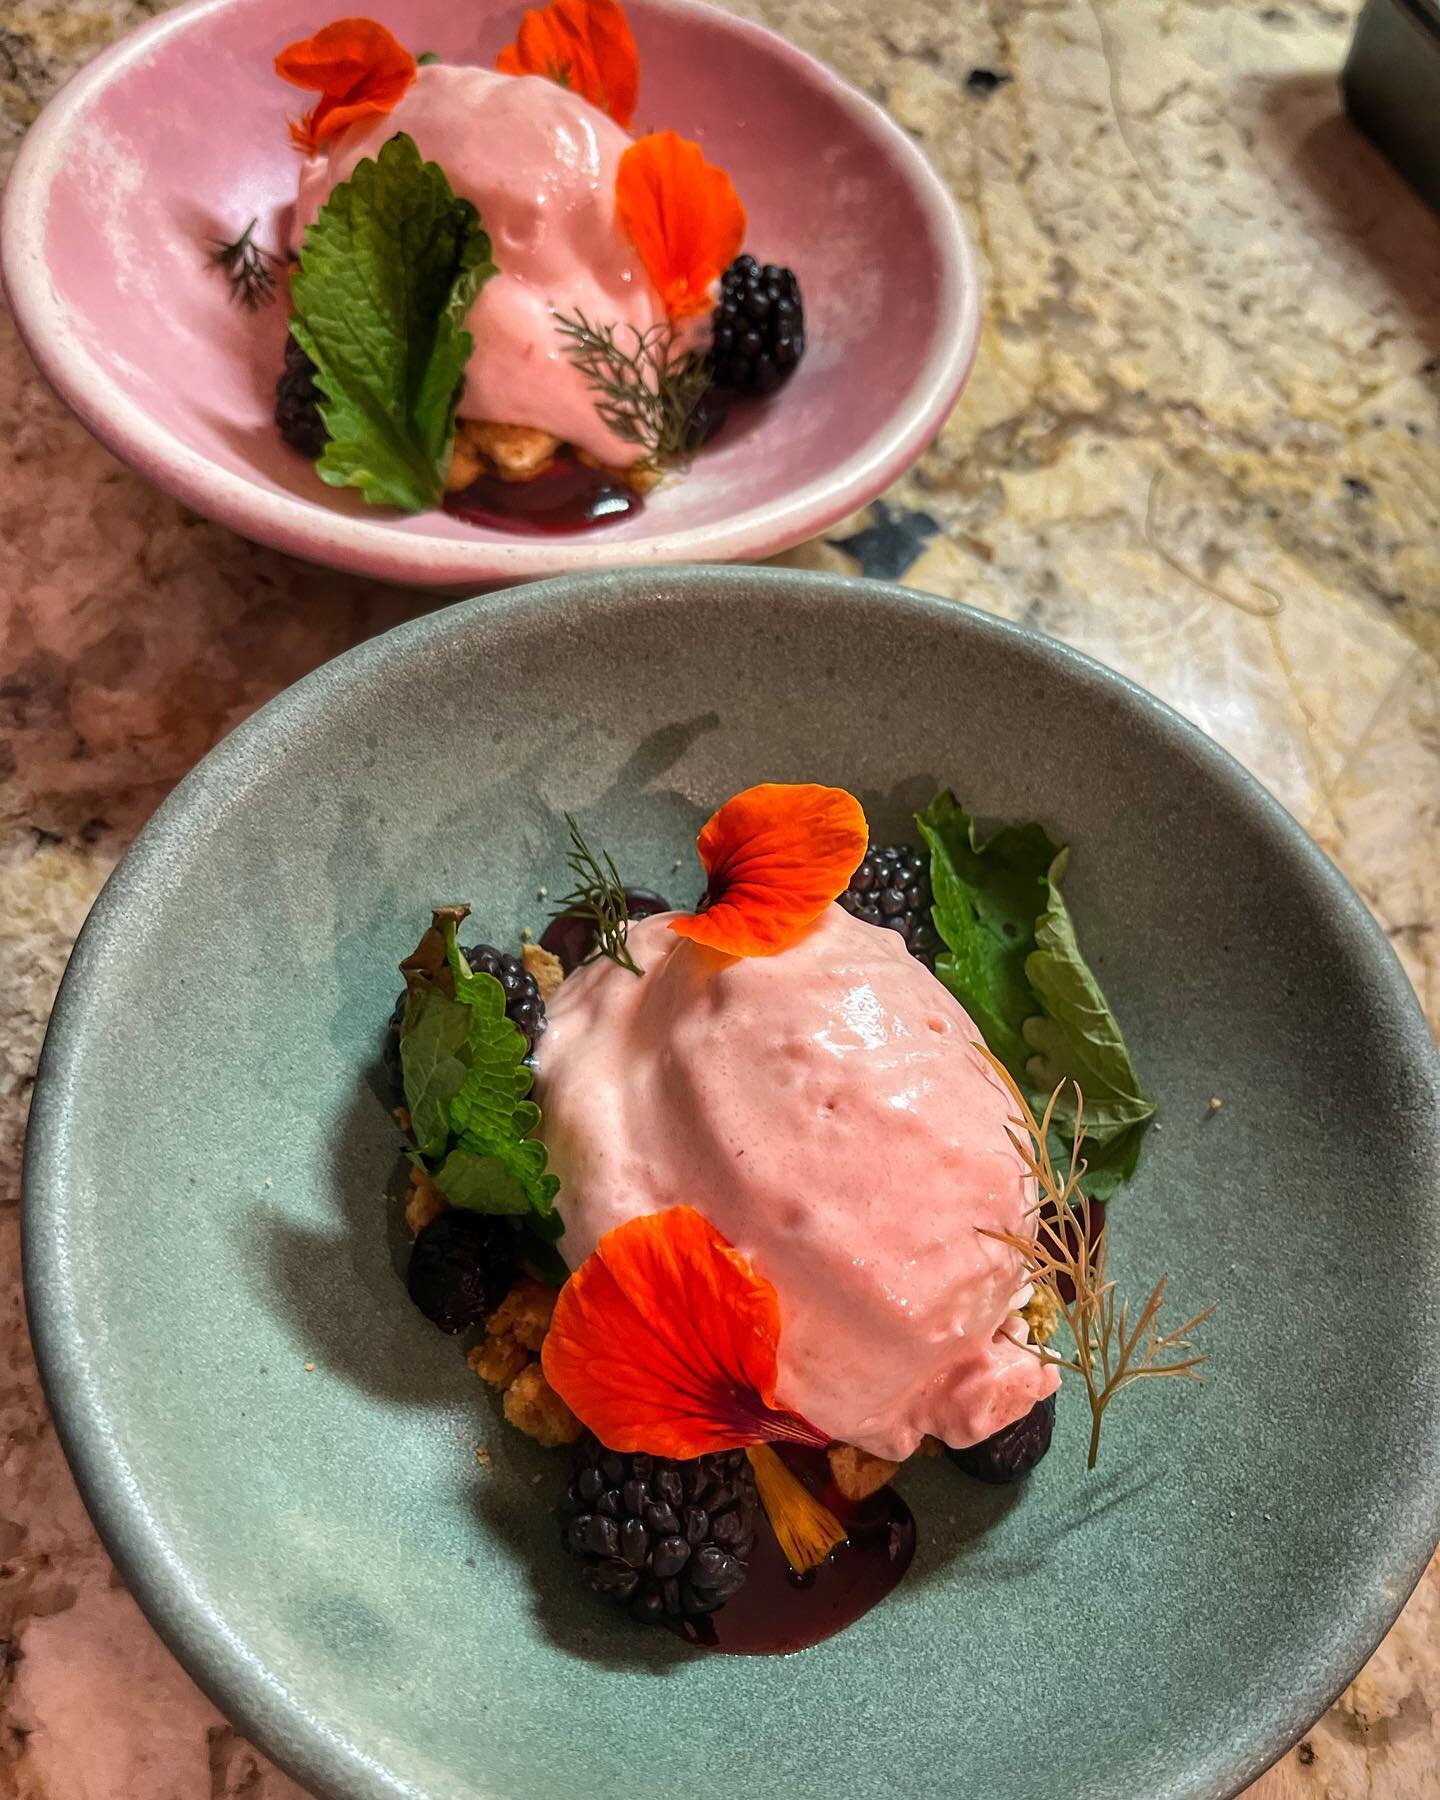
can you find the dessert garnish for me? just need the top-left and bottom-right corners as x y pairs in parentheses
(918, 789), (1156, 1195)
(546, 814), (644, 975)
(669, 782), (870, 956)
(205, 1), (809, 530)
(206, 218), (280, 309)
(384, 783), (1213, 1649)
(496, 0), (640, 126)
(275, 17), (417, 153)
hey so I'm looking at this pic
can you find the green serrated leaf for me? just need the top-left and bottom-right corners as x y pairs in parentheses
(917, 790), (1057, 1072)
(1023, 877), (1155, 1199)
(432, 1146), (533, 1215)
(289, 133), (497, 512)
(399, 986), (470, 1158)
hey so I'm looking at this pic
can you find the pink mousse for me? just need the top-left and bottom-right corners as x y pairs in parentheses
(535, 906), (1058, 1461)
(293, 64), (678, 468)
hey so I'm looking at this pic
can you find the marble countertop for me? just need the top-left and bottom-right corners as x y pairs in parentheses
(2, 1), (1437, 1794)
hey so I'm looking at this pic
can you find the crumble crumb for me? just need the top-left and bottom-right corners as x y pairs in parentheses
(446, 425), (486, 493)
(488, 1277), (558, 1352)
(470, 421), (561, 482)
(1021, 1285), (1061, 1346)
(522, 942), (566, 1001)
(468, 1335), (529, 1390)
(828, 1442), (901, 1502)
(404, 1166), (449, 1236)
(304, 1362), (315, 1373)
(574, 447), (663, 493)
(393, 1105), (412, 1132)
(474, 1444), (493, 1470)
(503, 1362), (582, 1446)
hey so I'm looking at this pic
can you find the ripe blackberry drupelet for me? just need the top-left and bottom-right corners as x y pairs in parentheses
(406, 1210), (518, 1334)
(946, 1393), (1056, 1483)
(839, 843), (938, 964)
(385, 944), (547, 1099)
(710, 255), (805, 396)
(274, 335), (328, 459)
(559, 1437), (758, 1624)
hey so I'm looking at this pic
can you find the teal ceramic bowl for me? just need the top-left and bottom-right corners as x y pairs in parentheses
(24, 568), (1440, 1799)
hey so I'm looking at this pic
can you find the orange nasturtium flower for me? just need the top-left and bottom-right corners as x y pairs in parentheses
(495, 0), (640, 128)
(615, 131), (746, 320)
(275, 17), (418, 155)
(542, 1207), (828, 1460)
(669, 783), (869, 958)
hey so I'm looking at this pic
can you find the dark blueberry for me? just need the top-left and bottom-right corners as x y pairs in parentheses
(559, 1436), (758, 1626)
(710, 256), (807, 397)
(405, 1210), (517, 1334)
(275, 334), (328, 460)
(945, 1393), (1057, 1484)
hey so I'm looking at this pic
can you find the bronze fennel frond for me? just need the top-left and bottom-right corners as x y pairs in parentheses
(554, 310), (711, 466)
(975, 1045), (1214, 1471)
(207, 218), (280, 310)
(549, 813), (643, 976)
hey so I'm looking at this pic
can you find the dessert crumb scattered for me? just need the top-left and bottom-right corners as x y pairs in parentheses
(304, 1362), (315, 1372)
(503, 1363), (582, 1446)
(263, 1175), (273, 1189)
(828, 1442), (901, 1502)
(522, 942), (566, 1001)
(404, 1166), (450, 1237)
(393, 1105), (412, 1132)
(1207, 1095), (1222, 1115)
(520, 925), (533, 942)
(474, 1444), (493, 1470)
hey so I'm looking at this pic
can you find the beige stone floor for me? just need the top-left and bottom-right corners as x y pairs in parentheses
(1, 0), (1437, 1795)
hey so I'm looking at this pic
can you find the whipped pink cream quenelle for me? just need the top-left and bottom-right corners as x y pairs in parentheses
(292, 64), (685, 468)
(535, 905), (1058, 1462)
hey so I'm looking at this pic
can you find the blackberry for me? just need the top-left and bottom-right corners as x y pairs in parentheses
(945, 1393), (1056, 1484)
(710, 255), (805, 396)
(385, 943), (546, 1099)
(406, 1209), (518, 1334)
(839, 843), (938, 963)
(275, 335), (328, 459)
(559, 1436), (757, 1624)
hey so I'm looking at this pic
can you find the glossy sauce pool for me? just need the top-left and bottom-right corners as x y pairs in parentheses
(444, 453), (641, 534)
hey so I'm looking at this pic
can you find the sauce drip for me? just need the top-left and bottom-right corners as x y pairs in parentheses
(444, 451), (642, 534)
(539, 889), (672, 973)
(681, 1450), (916, 1656)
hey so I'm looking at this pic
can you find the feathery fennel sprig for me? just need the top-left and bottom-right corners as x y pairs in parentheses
(549, 814), (643, 976)
(554, 310), (711, 465)
(207, 218), (281, 309)
(976, 1045), (1214, 1471)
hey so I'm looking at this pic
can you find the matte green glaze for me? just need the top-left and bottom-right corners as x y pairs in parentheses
(24, 568), (1440, 1800)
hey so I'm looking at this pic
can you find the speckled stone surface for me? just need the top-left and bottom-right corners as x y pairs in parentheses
(1, 1), (1437, 1795)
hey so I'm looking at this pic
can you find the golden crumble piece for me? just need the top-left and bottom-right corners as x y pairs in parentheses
(827, 1442), (902, 1502)
(488, 1277), (558, 1353)
(469, 421), (560, 482)
(446, 421), (487, 493)
(392, 1105), (412, 1132)
(503, 1362), (582, 1447)
(468, 1337), (529, 1391)
(575, 448), (663, 494)
(404, 1166), (449, 1236)
(1022, 1285), (1061, 1346)
(522, 942), (566, 1002)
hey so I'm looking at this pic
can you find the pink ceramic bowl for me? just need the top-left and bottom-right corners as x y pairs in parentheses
(1, 0), (980, 586)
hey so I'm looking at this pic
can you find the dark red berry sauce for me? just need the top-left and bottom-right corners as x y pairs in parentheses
(680, 1449), (916, 1656)
(539, 890), (673, 973)
(444, 452), (641, 534)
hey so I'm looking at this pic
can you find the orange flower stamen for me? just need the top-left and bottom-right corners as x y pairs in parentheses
(669, 783), (869, 958)
(275, 17), (418, 155)
(615, 131), (746, 321)
(495, 0), (640, 128)
(541, 1207), (827, 1460)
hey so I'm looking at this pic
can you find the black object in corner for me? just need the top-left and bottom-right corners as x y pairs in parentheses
(1342, 0), (1440, 213)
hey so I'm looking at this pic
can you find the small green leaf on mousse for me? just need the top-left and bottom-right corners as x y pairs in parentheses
(289, 133), (497, 511)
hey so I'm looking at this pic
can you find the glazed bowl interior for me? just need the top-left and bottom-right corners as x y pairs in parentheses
(24, 568), (1440, 1800)
(0, 0), (977, 583)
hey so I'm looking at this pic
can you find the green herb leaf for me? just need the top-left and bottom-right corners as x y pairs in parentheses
(916, 790), (1057, 1071)
(431, 1146), (534, 1215)
(917, 790), (1155, 1198)
(289, 133), (497, 512)
(1023, 867), (1155, 1198)
(399, 986), (470, 1158)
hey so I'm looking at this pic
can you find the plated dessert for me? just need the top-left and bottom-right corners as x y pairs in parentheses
(222, 0), (806, 531)
(385, 783), (1211, 1651)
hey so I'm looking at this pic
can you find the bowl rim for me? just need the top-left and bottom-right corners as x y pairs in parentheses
(0, 0), (981, 585)
(21, 565), (1440, 1800)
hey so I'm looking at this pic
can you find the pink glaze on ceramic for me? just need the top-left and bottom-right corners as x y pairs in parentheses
(0, 0), (981, 585)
